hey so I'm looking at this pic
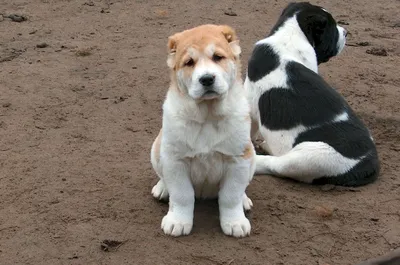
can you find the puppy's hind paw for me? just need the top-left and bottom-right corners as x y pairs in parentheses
(151, 180), (169, 201)
(242, 194), (253, 212)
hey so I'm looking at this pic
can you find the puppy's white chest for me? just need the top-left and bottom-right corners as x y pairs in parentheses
(184, 121), (244, 157)
(186, 122), (221, 154)
(180, 121), (245, 199)
(189, 152), (227, 199)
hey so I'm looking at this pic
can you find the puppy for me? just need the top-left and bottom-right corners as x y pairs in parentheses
(245, 2), (379, 186)
(151, 24), (255, 237)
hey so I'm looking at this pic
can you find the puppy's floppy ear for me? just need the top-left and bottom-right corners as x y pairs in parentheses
(167, 33), (179, 68)
(220, 25), (237, 42)
(167, 34), (179, 52)
(219, 25), (241, 58)
(229, 40), (241, 58)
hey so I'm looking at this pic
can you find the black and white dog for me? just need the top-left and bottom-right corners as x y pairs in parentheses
(245, 2), (379, 186)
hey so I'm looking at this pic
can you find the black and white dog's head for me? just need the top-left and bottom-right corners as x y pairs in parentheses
(270, 2), (347, 64)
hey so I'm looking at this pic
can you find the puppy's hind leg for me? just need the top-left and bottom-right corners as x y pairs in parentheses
(242, 193), (253, 211)
(152, 179), (169, 201)
(255, 141), (360, 184)
(151, 129), (169, 201)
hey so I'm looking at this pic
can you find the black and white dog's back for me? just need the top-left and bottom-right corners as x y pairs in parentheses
(245, 2), (379, 186)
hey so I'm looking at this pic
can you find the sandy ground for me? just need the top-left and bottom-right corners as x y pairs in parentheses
(0, 0), (399, 264)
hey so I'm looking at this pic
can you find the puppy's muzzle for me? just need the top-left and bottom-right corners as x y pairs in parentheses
(198, 74), (219, 99)
(199, 74), (215, 87)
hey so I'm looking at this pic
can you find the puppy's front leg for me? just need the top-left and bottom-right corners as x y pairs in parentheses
(219, 159), (251, 238)
(161, 158), (194, 237)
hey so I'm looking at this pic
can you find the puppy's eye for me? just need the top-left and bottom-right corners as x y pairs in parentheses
(212, 54), (224, 62)
(184, 58), (195, 67)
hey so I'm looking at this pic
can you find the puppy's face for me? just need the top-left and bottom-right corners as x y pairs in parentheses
(280, 2), (347, 64)
(167, 25), (241, 101)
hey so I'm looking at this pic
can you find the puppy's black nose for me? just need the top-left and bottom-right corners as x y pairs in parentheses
(199, 74), (215, 86)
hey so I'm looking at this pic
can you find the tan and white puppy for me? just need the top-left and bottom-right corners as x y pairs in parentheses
(151, 24), (255, 238)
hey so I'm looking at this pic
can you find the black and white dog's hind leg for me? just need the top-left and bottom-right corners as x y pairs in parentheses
(255, 141), (379, 187)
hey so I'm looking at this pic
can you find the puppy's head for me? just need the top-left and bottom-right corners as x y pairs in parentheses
(166, 24), (241, 101)
(278, 2), (347, 64)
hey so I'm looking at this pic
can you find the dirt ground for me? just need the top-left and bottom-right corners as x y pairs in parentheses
(0, 0), (399, 264)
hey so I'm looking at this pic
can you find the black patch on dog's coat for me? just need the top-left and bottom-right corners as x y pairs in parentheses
(293, 114), (375, 159)
(247, 44), (279, 82)
(269, 2), (340, 64)
(259, 61), (345, 130)
(297, 110), (380, 187)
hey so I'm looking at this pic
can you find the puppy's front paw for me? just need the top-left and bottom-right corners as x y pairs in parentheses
(221, 217), (251, 238)
(152, 180), (169, 201)
(161, 212), (193, 237)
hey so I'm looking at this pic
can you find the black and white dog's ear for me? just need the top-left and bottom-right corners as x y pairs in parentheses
(306, 12), (339, 64)
(300, 13), (328, 47)
(310, 14), (328, 35)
